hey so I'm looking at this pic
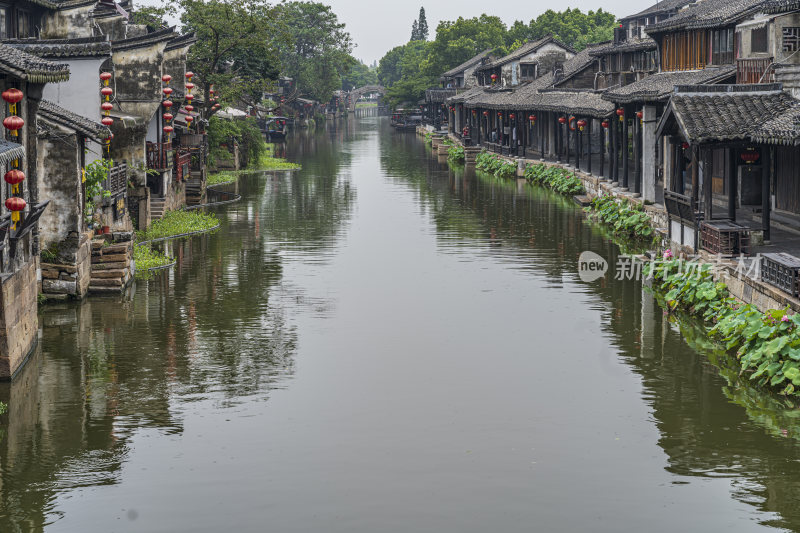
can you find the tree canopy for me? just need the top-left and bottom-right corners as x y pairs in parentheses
(410, 7), (429, 41)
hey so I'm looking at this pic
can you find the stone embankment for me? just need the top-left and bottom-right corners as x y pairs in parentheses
(89, 234), (134, 294)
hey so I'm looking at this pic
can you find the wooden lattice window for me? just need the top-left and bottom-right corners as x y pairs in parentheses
(783, 27), (800, 53)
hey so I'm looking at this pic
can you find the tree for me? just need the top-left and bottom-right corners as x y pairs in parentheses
(131, 4), (176, 31)
(279, 2), (354, 103)
(422, 15), (508, 78)
(411, 20), (419, 41)
(180, 0), (285, 119)
(378, 40), (433, 107)
(417, 7), (429, 41)
(342, 59), (378, 91)
(526, 8), (617, 51)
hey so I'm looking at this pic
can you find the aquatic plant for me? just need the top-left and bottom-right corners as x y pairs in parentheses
(524, 163), (584, 196)
(649, 259), (800, 399)
(587, 195), (653, 241)
(447, 145), (465, 164)
(207, 172), (238, 186)
(475, 151), (517, 179)
(136, 210), (219, 243)
(133, 243), (172, 278)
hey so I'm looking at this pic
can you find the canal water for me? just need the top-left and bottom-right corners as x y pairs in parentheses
(2, 118), (800, 532)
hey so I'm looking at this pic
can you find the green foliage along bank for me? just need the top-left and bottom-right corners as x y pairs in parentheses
(649, 259), (800, 400)
(136, 210), (219, 243)
(475, 151), (516, 179)
(587, 196), (655, 243)
(447, 145), (465, 164)
(524, 163), (584, 196)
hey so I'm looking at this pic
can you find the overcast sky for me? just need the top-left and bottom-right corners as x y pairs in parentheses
(142, 0), (642, 65)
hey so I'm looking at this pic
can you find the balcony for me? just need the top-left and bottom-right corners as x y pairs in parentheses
(737, 57), (774, 84)
(174, 149), (191, 181)
(146, 141), (173, 171)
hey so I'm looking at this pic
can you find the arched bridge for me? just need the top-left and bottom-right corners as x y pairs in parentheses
(347, 85), (386, 112)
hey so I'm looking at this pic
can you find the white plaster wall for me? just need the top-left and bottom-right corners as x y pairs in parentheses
(42, 58), (106, 123)
(146, 114), (159, 143)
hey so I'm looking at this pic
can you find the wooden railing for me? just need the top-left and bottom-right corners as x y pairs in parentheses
(187, 145), (206, 172)
(174, 149), (191, 181)
(737, 57), (774, 84)
(146, 141), (173, 171)
(103, 163), (128, 196)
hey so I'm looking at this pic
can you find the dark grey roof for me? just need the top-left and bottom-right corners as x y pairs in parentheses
(0, 139), (25, 167)
(762, 0), (800, 13)
(525, 89), (614, 117)
(441, 49), (493, 79)
(478, 36), (576, 71)
(112, 27), (177, 52)
(752, 100), (800, 144)
(38, 100), (110, 141)
(588, 37), (657, 57)
(646, 0), (767, 33)
(602, 65), (736, 103)
(620, 0), (697, 21)
(4, 37), (112, 58)
(661, 84), (797, 143)
(0, 43), (70, 82)
(449, 84), (487, 104)
(165, 32), (197, 52)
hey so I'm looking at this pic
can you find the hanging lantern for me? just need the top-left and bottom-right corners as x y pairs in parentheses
(4, 169), (24, 194)
(185, 83), (195, 92)
(483, 111), (488, 116)
(741, 151), (761, 164)
(185, 94), (194, 101)
(101, 87), (113, 99)
(601, 120), (610, 129)
(490, 73), (498, 83)
(472, 110), (477, 116)
(163, 113), (174, 121)
(185, 115), (194, 124)
(209, 88), (215, 96)
(3, 115), (24, 133)
(185, 71), (194, 80)
(559, 116), (567, 124)
(101, 117), (113, 127)
(509, 113), (515, 120)
(616, 108), (625, 122)
(681, 142), (690, 150)
(5, 197), (25, 229)
(636, 111), (643, 120)
(101, 102), (113, 112)
(163, 87), (173, 96)
(2, 88), (23, 106)
(213, 103), (221, 110)
(498, 113), (503, 119)
(162, 74), (172, 84)
(185, 105), (194, 112)
(163, 125), (174, 134)
(528, 114), (536, 123)
(100, 72), (112, 86)
(577, 119), (587, 132)
(163, 100), (174, 109)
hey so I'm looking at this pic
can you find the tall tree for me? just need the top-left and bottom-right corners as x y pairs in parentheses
(411, 19), (419, 41)
(417, 7), (429, 41)
(180, 0), (285, 119)
(279, 2), (354, 102)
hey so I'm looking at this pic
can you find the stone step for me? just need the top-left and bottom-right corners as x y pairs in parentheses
(92, 253), (129, 264)
(88, 285), (124, 294)
(92, 261), (129, 271)
(92, 269), (128, 279)
(90, 277), (123, 287)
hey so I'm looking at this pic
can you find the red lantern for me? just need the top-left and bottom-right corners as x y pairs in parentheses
(209, 88), (215, 95)
(101, 87), (113, 98)
(101, 117), (113, 126)
(5, 196), (25, 228)
(4, 169), (24, 194)
(185, 94), (194, 101)
(529, 114), (536, 122)
(213, 103), (221, 110)
(185, 83), (195, 91)
(185, 105), (194, 112)
(163, 113), (174, 121)
(601, 120), (610, 129)
(636, 111), (643, 120)
(100, 72), (112, 82)
(577, 119), (587, 131)
(101, 102), (113, 112)
(185, 71), (194, 79)
(163, 87), (173, 96)
(163, 125), (174, 134)
(491, 74), (498, 83)
(2, 88), (22, 104)
(741, 151), (761, 164)
(559, 116), (567, 124)
(483, 111), (488, 116)
(163, 100), (174, 109)
(681, 142), (690, 150)
(162, 74), (172, 83)
(509, 114), (515, 120)
(185, 115), (194, 123)
(3, 116), (23, 131)
(616, 108), (625, 122)
(471, 110), (476, 116)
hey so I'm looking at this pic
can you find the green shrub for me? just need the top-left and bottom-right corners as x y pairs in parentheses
(587, 195), (653, 240)
(207, 116), (266, 169)
(447, 145), (465, 164)
(475, 151), (517, 179)
(524, 163), (584, 196)
(649, 259), (800, 398)
(133, 243), (172, 279)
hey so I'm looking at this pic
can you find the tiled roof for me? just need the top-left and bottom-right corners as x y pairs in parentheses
(38, 100), (109, 141)
(602, 65), (736, 103)
(4, 37), (111, 58)
(646, 0), (766, 33)
(525, 89), (615, 117)
(0, 43), (69, 83)
(620, 0), (697, 21)
(165, 32), (197, 52)
(663, 85), (797, 143)
(441, 49), (493, 79)
(0, 139), (25, 167)
(762, 0), (800, 13)
(478, 36), (575, 71)
(112, 27), (177, 52)
(426, 88), (458, 103)
(752, 101), (800, 144)
(588, 37), (657, 57)
(449, 84), (487, 104)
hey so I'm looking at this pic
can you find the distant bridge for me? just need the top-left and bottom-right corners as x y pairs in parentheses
(347, 85), (386, 113)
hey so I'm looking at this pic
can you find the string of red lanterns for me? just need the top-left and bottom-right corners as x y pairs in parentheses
(2, 88), (24, 230)
(162, 74), (174, 142)
(100, 71), (114, 154)
(184, 71), (195, 130)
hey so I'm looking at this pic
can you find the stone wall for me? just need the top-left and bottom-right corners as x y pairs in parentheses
(89, 234), (134, 294)
(40, 5), (93, 39)
(0, 260), (39, 379)
(36, 129), (81, 248)
(41, 233), (92, 299)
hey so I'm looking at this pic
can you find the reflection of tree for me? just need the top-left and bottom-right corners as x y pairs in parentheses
(385, 126), (800, 531)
